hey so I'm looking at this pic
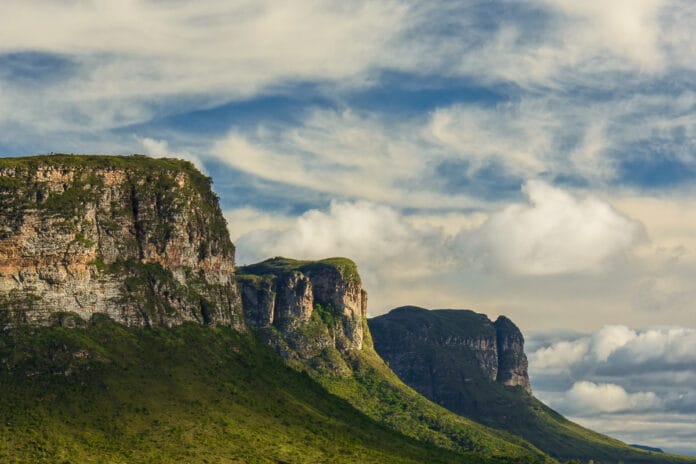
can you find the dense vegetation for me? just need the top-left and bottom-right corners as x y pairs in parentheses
(302, 347), (552, 463)
(0, 316), (484, 464)
(0, 154), (212, 197)
(238, 256), (362, 285)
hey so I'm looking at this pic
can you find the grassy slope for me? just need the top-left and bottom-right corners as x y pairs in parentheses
(304, 348), (552, 464)
(368, 308), (696, 464)
(236, 258), (552, 463)
(0, 315), (512, 464)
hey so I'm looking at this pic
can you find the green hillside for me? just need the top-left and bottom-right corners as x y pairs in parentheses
(0, 314), (531, 464)
(304, 347), (551, 463)
(236, 258), (552, 463)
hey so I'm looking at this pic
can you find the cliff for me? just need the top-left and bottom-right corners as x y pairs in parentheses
(236, 261), (552, 461)
(236, 257), (367, 359)
(0, 155), (544, 462)
(369, 306), (531, 395)
(368, 306), (678, 464)
(495, 315), (530, 391)
(0, 154), (243, 329)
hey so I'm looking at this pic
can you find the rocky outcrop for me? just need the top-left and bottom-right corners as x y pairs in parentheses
(368, 306), (531, 402)
(0, 154), (243, 329)
(236, 257), (366, 359)
(495, 315), (531, 392)
(366, 308), (674, 463)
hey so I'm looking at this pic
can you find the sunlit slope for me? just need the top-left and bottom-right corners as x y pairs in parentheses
(0, 316), (479, 464)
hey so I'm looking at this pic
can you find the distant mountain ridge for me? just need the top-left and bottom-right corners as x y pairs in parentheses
(369, 306), (693, 464)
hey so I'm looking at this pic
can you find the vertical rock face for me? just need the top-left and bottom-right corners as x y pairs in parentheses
(236, 257), (366, 359)
(303, 263), (364, 351)
(368, 306), (531, 404)
(494, 316), (531, 393)
(0, 155), (243, 329)
(274, 271), (314, 328)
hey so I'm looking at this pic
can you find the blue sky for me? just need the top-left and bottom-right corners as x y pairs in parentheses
(1, 0), (695, 455)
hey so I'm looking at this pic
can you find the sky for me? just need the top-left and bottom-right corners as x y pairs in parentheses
(1, 0), (695, 455)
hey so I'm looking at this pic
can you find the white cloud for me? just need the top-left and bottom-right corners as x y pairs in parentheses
(234, 200), (452, 279)
(426, 102), (552, 177)
(230, 183), (644, 308)
(568, 412), (696, 456)
(2, 0), (693, 147)
(476, 181), (642, 275)
(209, 90), (696, 218)
(229, 200), (490, 313)
(565, 381), (663, 414)
(530, 324), (696, 453)
(224, 208), (294, 242)
(613, 196), (696, 264)
(591, 325), (638, 362)
(530, 325), (696, 373)
(538, 0), (668, 70)
(612, 328), (696, 367)
(530, 338), (590, 372)
(0, 1), (407, 134)
(0, 1), (405, 94)
(212, 109), (484, 209)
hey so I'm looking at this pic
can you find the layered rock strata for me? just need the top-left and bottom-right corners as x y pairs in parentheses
(0, 155), (243, 328)
(236, 257), (367, 359)
(368, 306), (531, 395)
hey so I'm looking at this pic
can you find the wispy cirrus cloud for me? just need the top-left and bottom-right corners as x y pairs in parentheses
(0, 0), (407, 137)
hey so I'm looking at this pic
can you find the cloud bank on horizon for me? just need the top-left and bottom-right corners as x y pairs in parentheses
(528, 325), (696, 455)
(1, 0), (695, 454)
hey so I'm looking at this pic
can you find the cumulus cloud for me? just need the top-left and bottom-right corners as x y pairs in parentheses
(530, 338), (591, 372)
(474, 181), (642, 275)
(564, 381), (663, 414)
(234, 200), (454, 284)
(529, 325), (696, 374)
(231, 181), (644, 286)
(530, 324), (696, 453)
(224, 208), (294, 242)
(608, 328), (696, 369)
(228, 182), (652, 321)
